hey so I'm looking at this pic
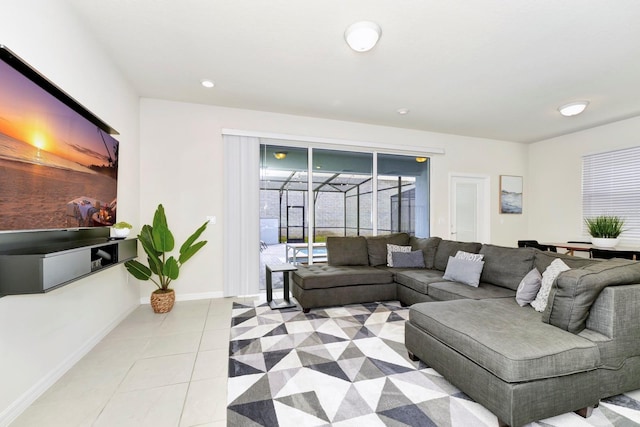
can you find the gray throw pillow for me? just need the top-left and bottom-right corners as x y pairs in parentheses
(391, 250), (426, 268)
(515, 268), (542, 306)
(387, 244), (412, 266)
(442, 256), (485, 287)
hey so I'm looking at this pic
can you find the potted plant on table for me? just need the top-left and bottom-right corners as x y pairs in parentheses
(584, 215), (626, 248)
(112, 221), (133, 238)
(125, 204), (208, 313)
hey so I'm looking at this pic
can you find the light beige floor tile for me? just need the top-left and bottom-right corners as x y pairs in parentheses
(179, 378), (227, 427)
(188, 421), (226, 427)
(104, 319), (161, 341)
(166, 299), (211, 318)
(143, 331), (202, 358)
(123, 305), (168, 323)
(72, 336), (150, 374)
(118, 352), (196, 392)
(192, 349), (228, 381)
(94, 382), (188, 427)
(199, 328), (231, 351)
(204, 312), (232, 330)
(35, 364), (125, 405)
(10, 395), (106, 427)
(155, 315), (207, 336)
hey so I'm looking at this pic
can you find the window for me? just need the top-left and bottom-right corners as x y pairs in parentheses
(582, 146), (640, 241)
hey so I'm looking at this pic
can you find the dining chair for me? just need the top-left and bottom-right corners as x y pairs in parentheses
(517, 240), (557, 252)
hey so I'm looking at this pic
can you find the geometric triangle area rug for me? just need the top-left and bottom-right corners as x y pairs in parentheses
(227, 301), (640, 427)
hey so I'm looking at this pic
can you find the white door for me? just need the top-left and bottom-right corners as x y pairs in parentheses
(450, 174), (490, 243)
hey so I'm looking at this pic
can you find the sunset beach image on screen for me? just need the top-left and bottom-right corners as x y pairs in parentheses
(0, 58), (118, 232)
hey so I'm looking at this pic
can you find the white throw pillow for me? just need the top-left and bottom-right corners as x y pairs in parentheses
(515, 268), (543, 307)
(387, 244), (412, 267)
(455, 250), (484, 262)
(530, 259), (570, 312)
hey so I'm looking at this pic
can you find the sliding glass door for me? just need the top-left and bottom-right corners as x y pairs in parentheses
(258, 143), (430, 289)
(377, 154), (430, 237)
(312, 149), (373, 238)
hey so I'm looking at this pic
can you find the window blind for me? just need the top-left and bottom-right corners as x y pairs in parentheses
(582, 146), (640, 241)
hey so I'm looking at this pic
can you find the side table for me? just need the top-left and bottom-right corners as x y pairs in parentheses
(265, 263), (298, 309)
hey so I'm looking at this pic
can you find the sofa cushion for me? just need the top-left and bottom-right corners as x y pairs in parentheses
(479, 244), (535, 291)
(291, 265), (393, 290)
(326, 236), (369, 266)
(443, 256), (484, 287)
(534, 250), (595, 273)
(365, 233), (410, 266)
(434, 240), (482, 271)
(410, 236), (441, 269)
(409, 298), (600, 383)
(394, 270), (446, 295)
(427, 281), (516, 301)
(515, 268), (542, 306)
(391, 250), (425, 268)
(543, 259), (640, 333)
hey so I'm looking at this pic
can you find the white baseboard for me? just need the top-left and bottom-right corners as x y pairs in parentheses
(0, 304), (138, 427)
(139, 291), (225, 305)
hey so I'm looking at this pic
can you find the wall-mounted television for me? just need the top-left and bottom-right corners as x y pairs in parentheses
(0, 45), (119, 233)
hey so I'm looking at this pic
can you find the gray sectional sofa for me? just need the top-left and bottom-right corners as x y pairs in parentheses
(289, 232), (640, 426)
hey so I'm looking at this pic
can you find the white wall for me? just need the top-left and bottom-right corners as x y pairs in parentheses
(527, 116), (640, 242)
(140, 98), (529, 298)
(0, 0), (140, 424)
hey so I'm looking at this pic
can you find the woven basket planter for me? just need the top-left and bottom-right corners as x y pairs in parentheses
(150, 289), (175, 313)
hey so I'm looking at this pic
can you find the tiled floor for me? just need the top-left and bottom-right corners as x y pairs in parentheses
(10, 296), (258, 427)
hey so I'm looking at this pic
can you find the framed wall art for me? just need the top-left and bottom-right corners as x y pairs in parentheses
(500, 175), (523, 214)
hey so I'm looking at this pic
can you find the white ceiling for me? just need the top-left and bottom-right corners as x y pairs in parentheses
(66, 0), (640, 143)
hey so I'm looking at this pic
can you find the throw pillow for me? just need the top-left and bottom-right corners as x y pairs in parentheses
(530, 258), (570, 312)
(387, 244), (412, 267)
(515, 268), (542, 307)
(455, 250), (484, 262)
(391, 250), (426, 268)
(442, 256), (485, 287)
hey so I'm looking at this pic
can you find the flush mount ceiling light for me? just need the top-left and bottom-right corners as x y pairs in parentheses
(344, 21), (382, 52)
(200, 79), (215, 88)
(415, 157), (428, 163)
(273, 152), (287, 160)
(558, 101), (589, 117)
(396, 108), (410, 115)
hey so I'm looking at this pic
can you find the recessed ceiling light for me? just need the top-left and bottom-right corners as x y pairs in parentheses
(344, 21), (382, 52)
(397, 108), (410, 115)
(558, 101), (589, 117)
(200, 79), (215, 88)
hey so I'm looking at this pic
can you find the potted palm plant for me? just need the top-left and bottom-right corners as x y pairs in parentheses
(584, 215), (626, 248)
(125, 204), (208, 313)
